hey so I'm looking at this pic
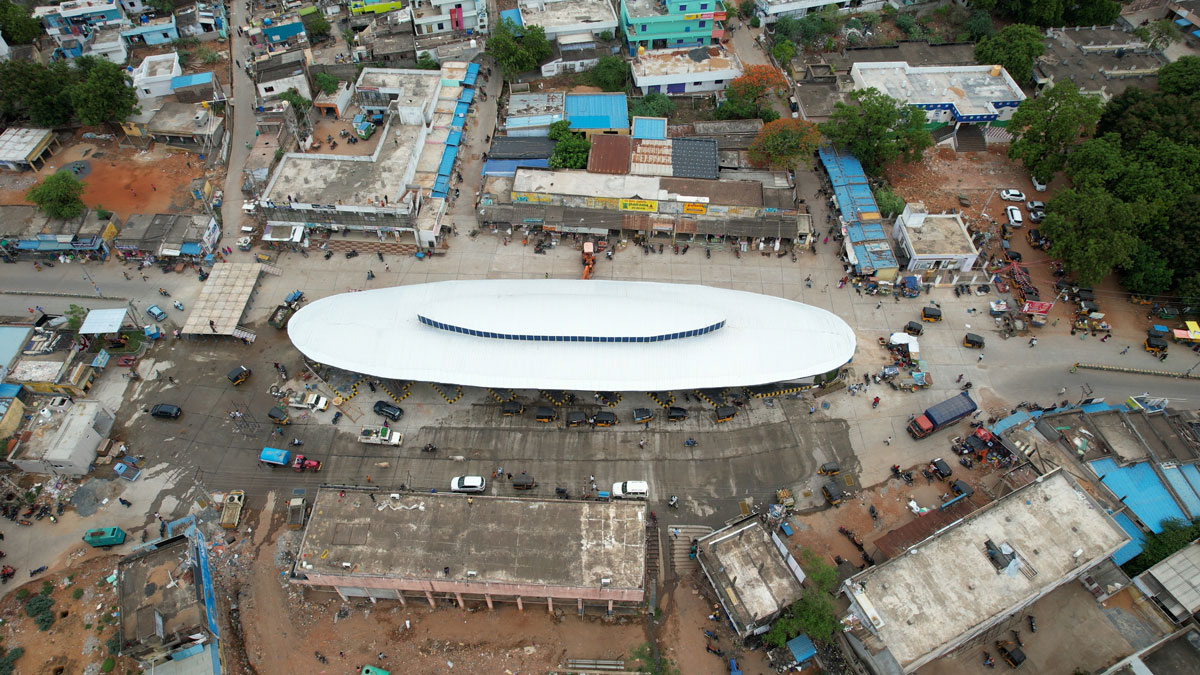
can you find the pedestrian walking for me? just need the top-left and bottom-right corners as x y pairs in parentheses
(123, 271), (131, 280)
(875, 301), (882, 310)
(671, 528), (679, 539)
(167, 376), (176, 384)
(141, 273), (149, 281)
(956, 373), (964, 383)
(1028, 337), (1038, 348)
(644, 420), (650, 429)
(1120, 345), (1130, 355)
(151, 184), (156, 191)
(153, 511), (160, 520)
(378, 652), (385, 661)
(977, 353), (984, 362)
(884, 436), (892, 446)
(638, 438), (646, 449)
(809, 405), (816, 414)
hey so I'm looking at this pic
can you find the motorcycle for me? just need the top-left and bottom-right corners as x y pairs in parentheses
(324, 250), (333, 260)
(682, 245), (688, 254)
(683, 438), (697, 447)
(891, 464), (902, 479)
(332, 411), (342, 425)
(869, 505), (878, 521)
(872, 397), (880, 409)
(902, 471), (914, 486)
(658, 244), (663, 254)
(921, 469), (934, 484)
(1028, 615), (1037, 633)
(706, 248), (711, 259)
(377, 251), (384, 262)
(29, 565), (47, 577)
(667, 495), (679, 509)
(703, 629), (718, 640)
(961, 382), (973, 390)
(278, 364), (288, 379)
(158, 288), (171, 297)
(290, 438), (304, 447)
(422, 443), (438, 453)
(1011, 629), (1024, 647)
(172, 301), (184, 311)
(960, 456), (974, 469)
(346, 249), (359, 259)
(983, 651), (995, 668)
(368, 380), (377, 392)
(705, 644), (724, 657)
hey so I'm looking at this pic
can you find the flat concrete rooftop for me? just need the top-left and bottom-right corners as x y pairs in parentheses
(847, 470), (1129, 671)
(118, 537), (204, 653)
(624, 0), (667, 17)
(519, 0), (617, 29)
(851, 62), (1024, 117)
(699, 518), (803, 631)
(356, 67), (442, 98)
(263, 121), (421, 206)
(633, 46), (742, 78)
(296, 489), (646, 589)
(0, 127), (54, 163)
(902, 208), (976, 257)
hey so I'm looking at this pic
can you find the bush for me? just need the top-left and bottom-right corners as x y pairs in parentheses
(34, 613), (54, 631)
(100, 657), (115, 673)
(106, 634), (122, 655)
(24, 595), (52, 618)
(750, 16), (760, 28)
(40, 581), (53, 596)
(194, 46), (220, 65)
(875, 184), (906, 218)
(895, 14), (916, 35)
(845, 18), (863, 31)
(14, 589), (29, 601)
(72, 588), (85, 600)
(0, 646), (25, 675)
(599, 30), (613, 41)
(860, 12), (879, 28)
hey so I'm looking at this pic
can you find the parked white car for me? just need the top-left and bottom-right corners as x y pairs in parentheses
(450, 476), (486, 493)
(1000, 189), (1025, 202)
(1006, 205), (1023, 226)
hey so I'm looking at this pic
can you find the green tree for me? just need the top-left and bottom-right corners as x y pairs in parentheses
(1007, 82), (1103, 184)
(304, 15), (331, 40)
(974, 23), (1045, 84)
(737, 0), (754, 18)
(820, 87), (933, 175)
(314, 72), (340, 95)
(71, 60), (139, 126)
(26, 172), (86, 220)
(874, 184), (906, 218)
(599, 29), (614, 42)
(548, 120), (590, 169)
(416, 52), (440, 70)
(995, 0), (1064, 26)
(1122, 518), (1200, 576)
(1121, 243), (1173, 295)
(748, 118), (821, 168)
(1156, 55), (1200, 97)
(0, 0), (41, 45)
(797, 547), (838, 593)
(0, 60), (77, 127)
(1040, 186), (1138, 285)
(590, 55), (631, 92)
(486, 19), (552, 78)
(1134, 18), (1183, 51)
(964, 10), (993, 40)
(630, 92), (674, 118)
(1065, 0), (1120, 26)
(279, 88), (312, 113)
(764, 549), (841, 647)
(148, 0), (175, 13)
(771, 39), (796, 68)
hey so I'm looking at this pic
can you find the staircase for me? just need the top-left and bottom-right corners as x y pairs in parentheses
(984, 126), (1014, 145)
(953, 125), (987, 153)
(665, 525), (714, 579)
(231, 326), (256, 342)
(260, 263), (283, 276)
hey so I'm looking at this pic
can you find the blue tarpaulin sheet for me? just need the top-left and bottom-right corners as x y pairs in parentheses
(482, 158), (549, 176)
(500, 8), (523, 28)
(180, 243), (202, 255)
(452, 102), (470, 128)
(463, 62), (480, 87)
(446, 129), (463, 146)
(437, 147), (458, 177)
(1110, 512), (1146, 566)
(432, 175), (450, 197)
(787, 635), (816, 662)
(459, 88), (475, 104)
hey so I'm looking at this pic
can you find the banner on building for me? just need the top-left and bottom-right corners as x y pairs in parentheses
(619, 199), (657, 212)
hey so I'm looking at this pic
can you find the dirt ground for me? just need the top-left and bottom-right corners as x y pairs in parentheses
(883, 146), (1153, 343)
(0, 134), (209, 220)
(0, 548), (137, 674)
(222, 498), (648, 675)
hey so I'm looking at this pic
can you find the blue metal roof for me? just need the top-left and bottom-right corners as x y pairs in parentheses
(851, 242), (898, 272)
(432, 174), (450, 197)
(0, 382), (23, 398)
(463, 62), (480, 87)
(845, 221), (888, 244)
(437, 147), (458, 177)
(452, 101), (469, 129)
(989, 410), (1042, 435)
(171, 72), (213, 89)
(459, 88), (475, 104)
(1163, 465), (1200, 518)
(1182, 464), (1200, 506)
(180, 242), (202, 255)
(483, 158), (550, 176)
(565, 93), (628, 131)
(500, 8), (523, 27)
(446, 129), (463, 146)
(1110, 512), (1146, 566)
(506, 114), (561, 130)
(1089, 458), (1187, 533)
(820, 146), (883, 224)
(632, 117), (667, 139)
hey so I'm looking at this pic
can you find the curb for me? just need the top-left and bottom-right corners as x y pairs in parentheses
(1072, 362), (1200, 379)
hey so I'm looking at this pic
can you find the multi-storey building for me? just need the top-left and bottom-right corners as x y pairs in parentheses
(620, 0), (725, 52)
(34, 0), (129, 61)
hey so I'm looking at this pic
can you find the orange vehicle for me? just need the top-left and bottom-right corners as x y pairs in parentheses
(582, 241), (595, 279)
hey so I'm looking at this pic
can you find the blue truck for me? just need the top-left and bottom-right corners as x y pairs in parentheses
(907, 392), (977, 439)
(260, 447), (291, 466)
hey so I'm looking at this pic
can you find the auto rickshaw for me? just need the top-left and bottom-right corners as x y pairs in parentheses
(903, 321), (924, 336)
(715, 406), (737, 423)
(921, 306), (942, 322)
(501, 401), (524, 416)
(817, 461), (840, 476)
(534, 406), (557, 423)
(267, 407), (290, 425)
(227, 365), (251, 386)
(512, 473), (536, 490)
(997, 643), (1026, 668)
(592, 411), (618, 426)
(822, 481), (844, 506)
(1145, 336), (1169, 355)
(963, 333), (985, 349)
(667, 406), (688, 422)
(255, 253), (272, 264)
(1148, 324), (1170, 339)
(632, 408), (655, 423)
(565, 411), (587, 427)
(951, 479), (974, 497)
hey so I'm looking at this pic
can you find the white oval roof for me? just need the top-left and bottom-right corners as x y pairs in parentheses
(287, 280), (856, 391)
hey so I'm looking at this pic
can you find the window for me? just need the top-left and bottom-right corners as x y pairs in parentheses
(701, 2), (708, 7)
(714, 79), (723, 84)
(437, 22), (444, 30)
(685, 26), (690, 32)
(641, 24), (647, 32)
(679, 5), (687, 11)
(143, 88), (151, 94)
(264, 86), (275, 92)
(694, 81), (701, 86)
(699, 20), (706, 27)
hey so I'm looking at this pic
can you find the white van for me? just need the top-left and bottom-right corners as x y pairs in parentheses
(612, 480), (649, 500)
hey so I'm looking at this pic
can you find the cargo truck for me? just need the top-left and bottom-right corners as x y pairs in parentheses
(288, 392), (329, 411)
(907, 393), (977, 439)
(287, 497), (307, 529)
(357, 425), (403, 445)
(259, 447), (290, 467)
(220, 490), (245, 529)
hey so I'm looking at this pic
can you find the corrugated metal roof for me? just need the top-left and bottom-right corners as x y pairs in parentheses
(1146, 542), (1200, 614)
(1162, 465), (1200, 518)
(489, 136), (555, 159)
(1110, 512), (1146, 566)
(483, 158), (550, 176)
(820, 145), (883, 224)
(170, 72), (213, 89)
(565, 93), (628, 131)
(630, 138), (670, 176)
(671, 137), (718, 180)
(1090, 458), (1188, 533)
(661, 176), (763, 207)
(588, 135), (631, 175)
(632, 116), (667, 139)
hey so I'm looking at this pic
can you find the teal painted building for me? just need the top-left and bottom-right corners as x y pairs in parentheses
(620, 0), (726, 52)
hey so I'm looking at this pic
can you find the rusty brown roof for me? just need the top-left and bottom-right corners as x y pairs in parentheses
(587, 135), (631, 175)
(660, 176), (763, 207)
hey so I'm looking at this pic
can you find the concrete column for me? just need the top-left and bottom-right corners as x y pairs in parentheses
(516, 596), (523, 611)
(368, 595), (376, 604)
(396, 591), (406, 606)
(608, 599), (613, 614)
(335, 587), (348, 602)
(425, 590), (435, 607)
(456, 592), (464, 608)
(485, 594), (493, 610)
(547, 597), (553, 613)
(577, 597), (583, 613)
